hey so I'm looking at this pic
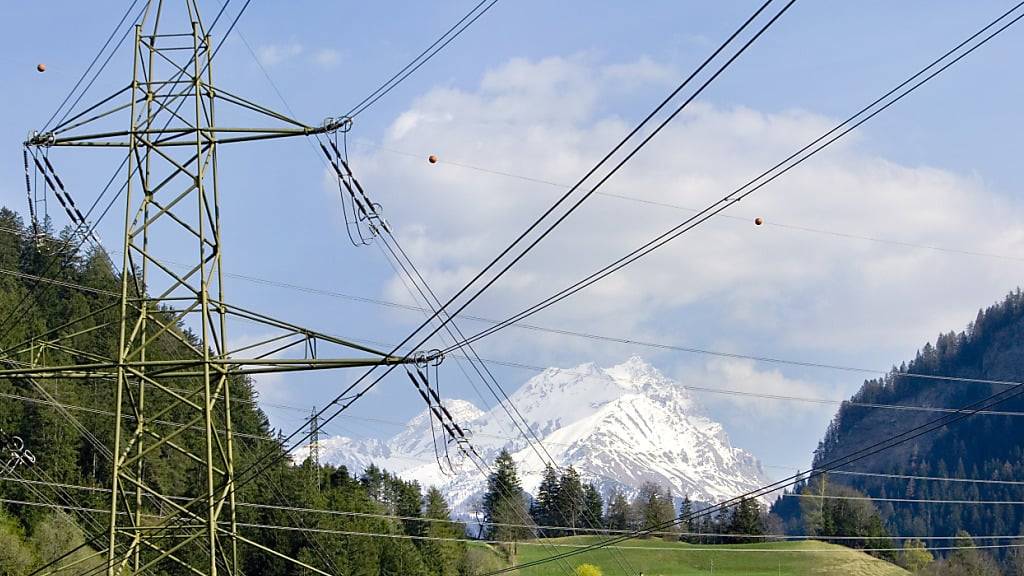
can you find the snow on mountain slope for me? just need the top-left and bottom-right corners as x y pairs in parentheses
(308, 357), (769, 512)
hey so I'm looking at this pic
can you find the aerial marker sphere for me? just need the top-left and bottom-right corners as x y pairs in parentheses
(428, 154), (438, 164)
(37, 63), (47, 73)
(754, 217), (764, 226)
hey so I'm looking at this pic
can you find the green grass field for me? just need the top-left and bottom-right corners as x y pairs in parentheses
(471, 537), (910, 576)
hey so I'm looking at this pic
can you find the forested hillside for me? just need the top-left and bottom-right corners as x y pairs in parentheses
(0, 207), (469, 575)
(772, 289), (1024, 568)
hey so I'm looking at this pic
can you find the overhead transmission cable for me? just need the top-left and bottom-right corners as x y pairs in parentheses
(356, 183), (640, 575)
(344, 0), (500, 119)
(39, 0), (145, 132)
(478, 359), (1024, 574)
(223, 14), (586, 575)
(10, 496), (1024, 555)
(9, 475), (1024, 536)
(364, 141), (1024, 264)
(1, 0), (246, 346)
(220, 6), (798, 569)
(227, 0), (797, 501)
(8, 261), (1024, 421)
(443, 0), (1024, 355)
(146, 8), (798, 569)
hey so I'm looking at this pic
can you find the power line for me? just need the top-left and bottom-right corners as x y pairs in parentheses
(481, 351), (1024, 574)
(6, 263), (1024, 421)
(345, 0), (500, 119)
(443, 1), (1024, 356)
(0, 390), (273, 442)
(8, 475), (1023, 540)
(784, 493), (1024, 506)
(361, 141), (1024, 264)
(7, 249), (1019, 401)
(831, 470), (1024, 487)
(215, 14), (606, 574)
(223, 0), (797, 527)
(308, 335), (1024, 416)
(6, 492), (1024, 548)
(481, 387), (1024, 574)
(15, 227), (1020, 397)
(5, 497), (1024, 555)
(39, 0), (145, 132)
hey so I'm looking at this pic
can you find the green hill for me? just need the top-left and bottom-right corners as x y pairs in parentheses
(472, 537), (910, 576)
(772, 290), (1024, 553)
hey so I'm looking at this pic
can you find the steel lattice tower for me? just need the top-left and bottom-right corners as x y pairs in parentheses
(11, 3), (419, 574)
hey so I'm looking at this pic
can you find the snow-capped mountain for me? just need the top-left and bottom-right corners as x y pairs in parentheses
(297, 357), (769, 513)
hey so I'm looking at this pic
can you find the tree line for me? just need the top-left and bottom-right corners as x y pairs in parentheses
(0, 209), (474, 575)
(479, 448), (769, 546)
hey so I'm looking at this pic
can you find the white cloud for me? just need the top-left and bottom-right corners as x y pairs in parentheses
(257, 43), (303, 67)
(349, 55), (1024, 374)
(602, 56), (675, 87)
(682, 358), (836, 417)
(313, 48), (341, 68)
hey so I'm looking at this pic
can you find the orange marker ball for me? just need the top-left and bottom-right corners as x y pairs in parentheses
(428, 154), (438, 164)
(37, 63), (47, 73)
(754, 217), (764, 226)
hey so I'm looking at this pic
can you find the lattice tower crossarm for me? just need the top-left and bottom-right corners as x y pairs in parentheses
(16, 4), (428, 575)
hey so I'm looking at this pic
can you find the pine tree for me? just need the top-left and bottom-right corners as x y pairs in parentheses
(531, 463), (560, 536)
(482, 449), (531, 543)
(728, 497), (763, 540)
(556, 466), (585, 534)
(583, 483), (604, 534)
(419, 487), (467, 576)
(679, 495), (694, 540)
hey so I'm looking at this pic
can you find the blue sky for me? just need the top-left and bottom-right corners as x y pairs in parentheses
(3, 1), (1024, 480)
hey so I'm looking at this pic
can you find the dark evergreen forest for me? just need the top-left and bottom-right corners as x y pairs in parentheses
(772, 288), (1024, 563)
(0, 207), (469, 575)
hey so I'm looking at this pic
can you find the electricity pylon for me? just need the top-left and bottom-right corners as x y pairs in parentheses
(10, 3), (423, 574)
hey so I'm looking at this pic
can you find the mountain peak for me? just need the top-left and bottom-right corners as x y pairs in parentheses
(313, 357), (766, 513)
(604, 355), (662, 384)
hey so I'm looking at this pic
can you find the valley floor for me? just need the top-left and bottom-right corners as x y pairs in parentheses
(470, 537), (910, 576)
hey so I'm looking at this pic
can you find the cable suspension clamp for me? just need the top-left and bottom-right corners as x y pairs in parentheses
(363, 205), (388, 238)
(321, 116), (353, 134)
(1, 427), (36, 474)
(413, 349), (444, 368)
(25, 130), (56, 148)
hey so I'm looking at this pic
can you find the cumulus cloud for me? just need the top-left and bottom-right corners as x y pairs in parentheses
(349, 55), (1024, 375)
(257, 43), (303, 66)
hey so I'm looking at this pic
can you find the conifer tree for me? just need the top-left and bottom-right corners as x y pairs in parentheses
(728, 497), (763, 540)
(679, 495), (694, 540)
(531, 463), (561, 536)
(556, 466), (585, 534)
(482, 449), (531, 543)
(419, 487), (467, 576)
(583, 483), (604, 533)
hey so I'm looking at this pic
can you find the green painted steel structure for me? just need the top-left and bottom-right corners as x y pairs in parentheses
(15, 2), (420, 574)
